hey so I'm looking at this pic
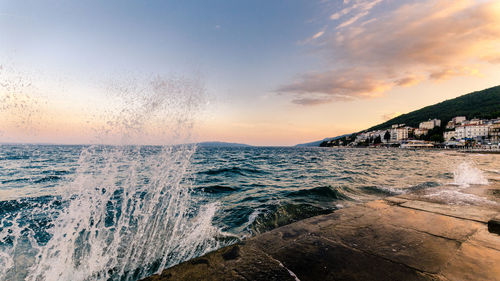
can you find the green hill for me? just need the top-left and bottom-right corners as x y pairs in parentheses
(366, 85), (500, 131)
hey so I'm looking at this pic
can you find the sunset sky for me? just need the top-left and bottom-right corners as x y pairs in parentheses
(1, 0), (500, 146)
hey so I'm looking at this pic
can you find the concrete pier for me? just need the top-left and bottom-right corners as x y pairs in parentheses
(143, 184), (500, 281)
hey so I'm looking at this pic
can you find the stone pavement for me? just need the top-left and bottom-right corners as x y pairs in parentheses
(143, 185), (500, 281)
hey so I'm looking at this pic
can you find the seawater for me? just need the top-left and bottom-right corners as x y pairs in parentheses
(0, 145), (499, 281)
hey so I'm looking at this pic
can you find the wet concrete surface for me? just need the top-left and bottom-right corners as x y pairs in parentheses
(143, 184), (500, 281)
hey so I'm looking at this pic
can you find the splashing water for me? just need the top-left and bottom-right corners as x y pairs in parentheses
(422, 161), (493, 206)
(0, 65), (45, 137)
(24, 145), (221, 281)
(452, 162), (489, 187)
(0, 75), (224, 280)
(424, 189), (498, 206)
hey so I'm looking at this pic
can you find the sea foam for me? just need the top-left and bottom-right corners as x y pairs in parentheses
(452, 162), (489, 187)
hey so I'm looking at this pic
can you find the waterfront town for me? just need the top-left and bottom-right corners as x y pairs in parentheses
(321, 116), (500, 149)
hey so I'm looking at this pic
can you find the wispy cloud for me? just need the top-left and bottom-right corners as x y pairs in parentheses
(292, 97), (333, 105)
(312, 30), (325, 39)
(298, 27), (327, 45)
(330, 0), (382, 22)
(382, 112), (402, 121)
(282, 0), (500, 105)
(278, 69), (392, 105)
(336, 11), (368, 29)
(429, 66), (481, 81)
(394, 76), (421, 87)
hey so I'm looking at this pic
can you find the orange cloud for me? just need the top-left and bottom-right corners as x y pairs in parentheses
(281, 0), (500, 105)
(429, 66), (481, 81)
(277, 69), (392, 105)
(394, 76), (421, 87)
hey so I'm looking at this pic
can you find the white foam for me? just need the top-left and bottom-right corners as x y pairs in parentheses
(452, 162), (489, 187)
(23, 145), (222, 281)
(247, 210), (260, 226)
(424, 189), (498, 206)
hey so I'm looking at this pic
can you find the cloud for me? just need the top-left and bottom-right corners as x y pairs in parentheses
(330, 0), (382, 22)
(312, 30), (325, 39)
(292, 97), (333, 105)
(277, 69), (392, 104)
(382, 112), (402, 121)
(298, 28), (327, 45)
(429, 66), (481, 80)
(336, 11), (369, 29)
(282, 0), (500, 105)
(394, 76), (421, 87)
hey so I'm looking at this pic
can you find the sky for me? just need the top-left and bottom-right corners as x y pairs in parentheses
(1, 0), (499, 146)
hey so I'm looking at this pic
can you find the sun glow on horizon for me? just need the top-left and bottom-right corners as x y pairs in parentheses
(1, 0), (500, 146)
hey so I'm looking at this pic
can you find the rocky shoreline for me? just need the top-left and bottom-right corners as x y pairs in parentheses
(143, 183), (500, 281)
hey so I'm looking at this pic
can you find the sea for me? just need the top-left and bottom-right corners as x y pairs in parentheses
(0, 144), (499, 281)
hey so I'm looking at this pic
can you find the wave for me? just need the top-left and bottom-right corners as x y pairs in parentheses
(249, 203), (334, 234)
(407, 181), (440, 192)
(359, 185), (402, 196)
(0, 76), (220, 281)
(41, 170), (72, 175)
(286, 186), (350, 201)
(1, 178), (31, 184)
(0, 146), (224, 281)
(1, 175), (65, 185)
(200, 166), (268, 176)
(196, 185), (238, 193)
(33, 176), (62, 183)
(0, 155), (31, 161)
(359, 181), (440, 196)
(424, 189), (498, 206)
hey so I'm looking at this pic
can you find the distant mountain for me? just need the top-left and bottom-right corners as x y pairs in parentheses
(366, 85), (500, 131)
(197, 141), (252, 148)
(295, 134), (351, 147)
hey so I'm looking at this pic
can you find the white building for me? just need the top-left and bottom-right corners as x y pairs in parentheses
(390, 126), (411, 141)
(446, 116), (466, 129)
(455, 124), (490, 139)
(452, 116), (466, 124)
(355, 130), (388, 144)
(414, 128), (428, 137)
(390, 128), (398, 142)
(455, 126), (465, 139)
(419, 119), (441, 130)
(491, 123), (500, 143)
(443, 130), (456, 141)
(396, 127), (410, 141)
(462, 118), (482, 126)
(355, 132), (369, 142)
(369, 130), (387, 142)
(485, 118), (500, 125)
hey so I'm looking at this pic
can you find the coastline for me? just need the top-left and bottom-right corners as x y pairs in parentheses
(143, 183), (500, 281)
